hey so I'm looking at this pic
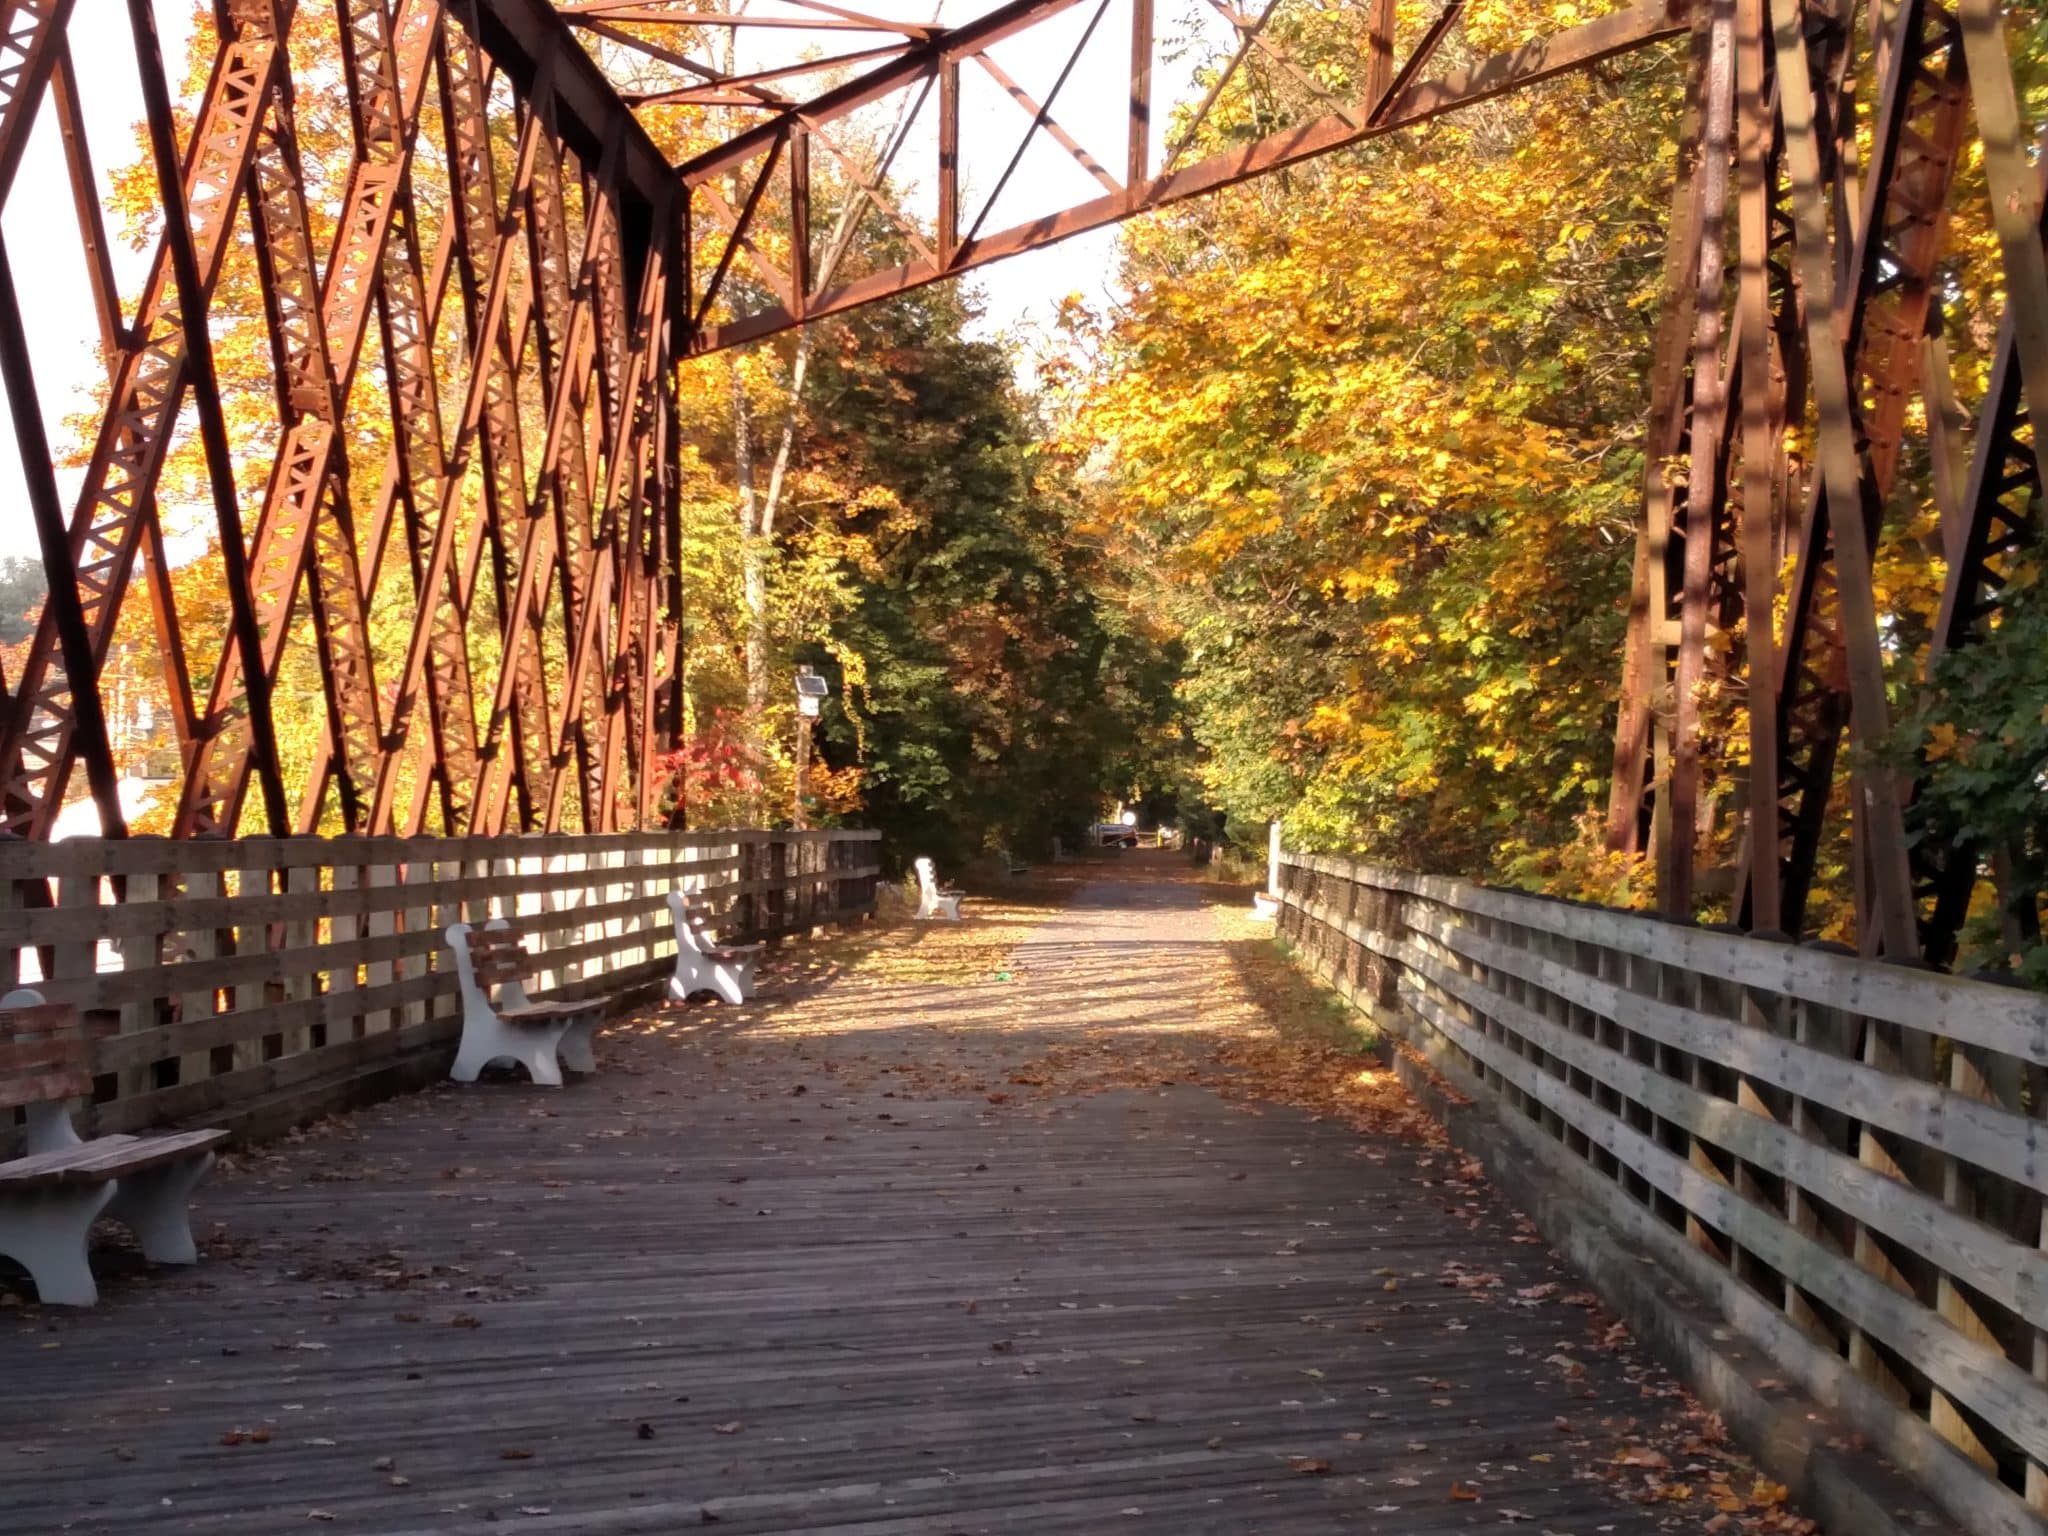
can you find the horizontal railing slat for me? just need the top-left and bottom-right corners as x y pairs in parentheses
(1273, 846), (2048, 1534)
(1401, 980), (2048, 1466)
(0, 830), (879, 1146)
(1289, 854), (2048, 1063)
(0, 854), (746, 946)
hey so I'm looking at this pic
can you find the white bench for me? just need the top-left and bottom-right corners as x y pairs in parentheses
(0, 990), (227, 1306)
(667, 892), (762, 1006)
(446, 921), (611, 1086)
(914, 857), (964, 920)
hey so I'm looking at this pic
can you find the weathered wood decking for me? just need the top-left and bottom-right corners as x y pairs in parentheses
(2, 858), (1805, 1534)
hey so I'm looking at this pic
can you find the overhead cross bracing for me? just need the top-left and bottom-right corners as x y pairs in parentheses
(616, 0), (1692, 351)
(1, 0), (2046, 970)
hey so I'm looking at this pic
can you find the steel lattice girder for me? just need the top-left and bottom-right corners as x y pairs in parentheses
(0, 0), (2045, 972)
(0, 0), (1692, 849)
(1601, 0), (2048, 966)
(0, 0), (677, 841)
(674, 0), (1693, 352)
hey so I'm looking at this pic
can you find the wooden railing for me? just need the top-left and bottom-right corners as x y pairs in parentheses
(0, 829), (879, 1147)
(1276, 849), (2048, 1536)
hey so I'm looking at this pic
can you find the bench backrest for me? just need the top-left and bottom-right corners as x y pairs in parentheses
(0, 1001), (90, 1112)
(463, 925), (531, 988)
(914, 857), (940, 895)
(669, 892), (722, 954)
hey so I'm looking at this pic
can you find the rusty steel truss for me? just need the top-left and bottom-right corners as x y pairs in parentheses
(1604, 0), (2048, 964)
(0, 0), (2044, 961)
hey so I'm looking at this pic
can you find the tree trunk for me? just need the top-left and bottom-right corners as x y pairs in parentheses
(733, 361), (769, 728)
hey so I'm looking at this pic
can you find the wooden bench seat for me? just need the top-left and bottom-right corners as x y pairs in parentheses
(667, 892), (762, 1006)
(446, 920), (618, 1086)
(0, 1129), (230, 1191)
(0, 992), (227, 1306)
(495, 1001), (594, 1026)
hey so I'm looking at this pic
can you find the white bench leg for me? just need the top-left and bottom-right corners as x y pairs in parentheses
(710, 964), (746, 1006)
(451, 1015), (515, 1083)
(0, 1182), (115, 1306)
(453, 1016), (567, 1087)
(668, 957), (706, 1003)
(104, 1153), (215, 1265)
(518, 1034), (566, 1087)
(674, 956), (754, 1005)
(557, 1015), (598, 1074)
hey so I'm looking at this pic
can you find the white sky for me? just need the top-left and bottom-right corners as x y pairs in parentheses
(0, 0), (1230, 564)
(0, 0), (197, 565)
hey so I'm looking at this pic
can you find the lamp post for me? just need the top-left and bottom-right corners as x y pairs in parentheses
(793, 666), (830, 828)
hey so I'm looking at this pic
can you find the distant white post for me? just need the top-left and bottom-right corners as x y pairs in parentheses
(1268, 820), (1282, 896)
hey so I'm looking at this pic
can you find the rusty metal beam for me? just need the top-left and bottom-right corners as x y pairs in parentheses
(688, 0), (1689, 352)
(1764, 0), (1916, 957)
(0, 233), (122, 837)
(1732, 0), (1780, 934)
(1666, 0), (1735, 917)
(0, 0), (75, 208)
(50, 42), (122, 362)
(622, 42), (907, 102)
(471, 0), (678, 231)
(129, 0), (291, 836)
(1743, 0), (1965, 948)
(971, 48), (1119, 193)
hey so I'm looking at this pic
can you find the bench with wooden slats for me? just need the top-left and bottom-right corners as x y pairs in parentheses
(667, 891), (762, 1006)
(1, 995), (228, 1306)
(676, 895), (760, 963)
(914, 856), (964, 920)
(0, 1130), (230, 1190)
(463, 926), (598, 1027)
(446, 920), (614, 1086)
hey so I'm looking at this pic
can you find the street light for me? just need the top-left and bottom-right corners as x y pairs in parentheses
(793, 666), (831, 827)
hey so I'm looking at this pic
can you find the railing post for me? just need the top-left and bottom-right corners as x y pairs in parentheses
(768, 836), (789, 939)
(737, 837), (758, 940)
(178, 866), (222, 1081)
(364, 860), (398, 1037)
(115, 860), (166, 1105)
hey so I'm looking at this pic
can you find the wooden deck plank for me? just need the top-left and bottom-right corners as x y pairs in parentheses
(1, 860), (1802, 1534)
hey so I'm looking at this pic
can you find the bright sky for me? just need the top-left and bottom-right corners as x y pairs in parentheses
(0, 0), (1230, 565)
(0, 0), (197, 566)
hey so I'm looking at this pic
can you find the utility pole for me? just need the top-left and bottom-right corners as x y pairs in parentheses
(793, 666), (828, 829)
(793, 710), (811, 829)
